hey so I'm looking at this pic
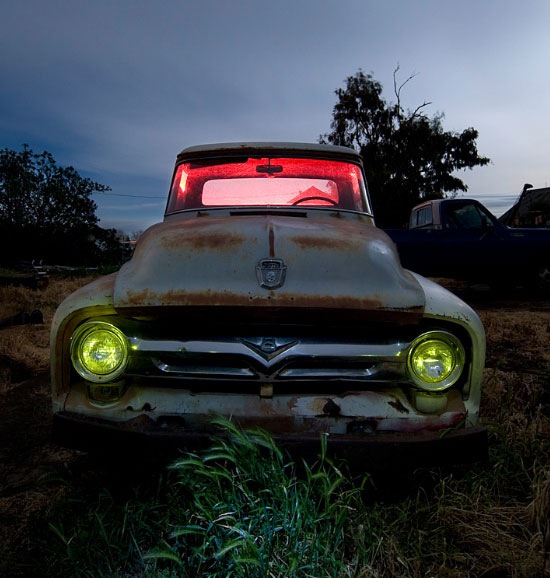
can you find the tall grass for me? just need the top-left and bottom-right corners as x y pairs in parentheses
(47, 419), (368, 577)
(43, 416), (550, 578)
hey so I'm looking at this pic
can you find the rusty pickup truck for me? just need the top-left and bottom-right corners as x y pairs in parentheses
(51, 143), (487, 468)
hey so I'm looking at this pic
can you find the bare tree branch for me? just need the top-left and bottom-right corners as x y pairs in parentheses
(393, 64), (420, 116)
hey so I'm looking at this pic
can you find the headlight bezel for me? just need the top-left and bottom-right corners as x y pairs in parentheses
(407, 330), (466, 392)
(70, 321), (129, 383)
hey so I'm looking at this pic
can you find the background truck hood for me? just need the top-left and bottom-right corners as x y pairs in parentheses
(113, 212), (425, 319)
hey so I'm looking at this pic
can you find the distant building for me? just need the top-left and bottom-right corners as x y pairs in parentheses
(499, 186), (550, 228)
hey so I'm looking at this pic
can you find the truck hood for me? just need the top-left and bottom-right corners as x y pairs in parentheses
(113, 211), (425, 321)
(504, 226), (550, 241)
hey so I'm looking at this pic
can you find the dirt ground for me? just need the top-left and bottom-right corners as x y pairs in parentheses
(0, 280), (549, 576)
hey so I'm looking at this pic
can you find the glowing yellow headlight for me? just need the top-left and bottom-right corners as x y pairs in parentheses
(70, 322), (128, 383)
(407, 331), (465, 391)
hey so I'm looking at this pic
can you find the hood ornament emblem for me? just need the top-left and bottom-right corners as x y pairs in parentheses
(256, 258), (287, 289)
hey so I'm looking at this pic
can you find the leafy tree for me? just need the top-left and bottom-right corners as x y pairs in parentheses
(321, 69), (490, 227)
(0, 145), (126, 265)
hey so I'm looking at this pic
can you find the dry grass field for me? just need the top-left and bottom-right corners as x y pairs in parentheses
(0, 275), (548, 577)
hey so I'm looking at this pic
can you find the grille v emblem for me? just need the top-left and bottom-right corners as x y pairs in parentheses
(256, 258), (287, 289)
(241, 337), (298, 361)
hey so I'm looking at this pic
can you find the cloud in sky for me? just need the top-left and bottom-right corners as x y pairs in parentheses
(1, 0), (549, 231)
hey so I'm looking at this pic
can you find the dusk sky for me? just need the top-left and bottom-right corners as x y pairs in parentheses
(1, 0), (549, 234)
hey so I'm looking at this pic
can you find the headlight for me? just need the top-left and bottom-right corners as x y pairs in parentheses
(407, 331), (465, 391)
(70, 321), (129, 383)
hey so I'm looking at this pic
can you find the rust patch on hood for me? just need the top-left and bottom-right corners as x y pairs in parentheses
(160, 230), (247, 251)
(120, 287), (390, 310)
(116, 288), (425, 325)
(290, 235), (360, 251)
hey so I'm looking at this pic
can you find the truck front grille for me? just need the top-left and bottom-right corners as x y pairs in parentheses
(127, 335), (410, 386)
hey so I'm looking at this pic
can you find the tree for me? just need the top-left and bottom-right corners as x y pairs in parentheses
(321, 69), (490, 227)
(0, 145), (125, 265)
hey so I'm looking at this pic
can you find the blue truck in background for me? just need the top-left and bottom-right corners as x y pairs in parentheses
(383, 198), (550, 290)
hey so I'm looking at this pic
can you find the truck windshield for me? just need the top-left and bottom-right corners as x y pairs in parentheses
(165, 157), (369, 214)
(445, 203), (497, 230)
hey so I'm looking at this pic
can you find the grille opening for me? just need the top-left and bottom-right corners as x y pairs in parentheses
(128, 373), (405, 395)
(150, 353), (388, 379)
